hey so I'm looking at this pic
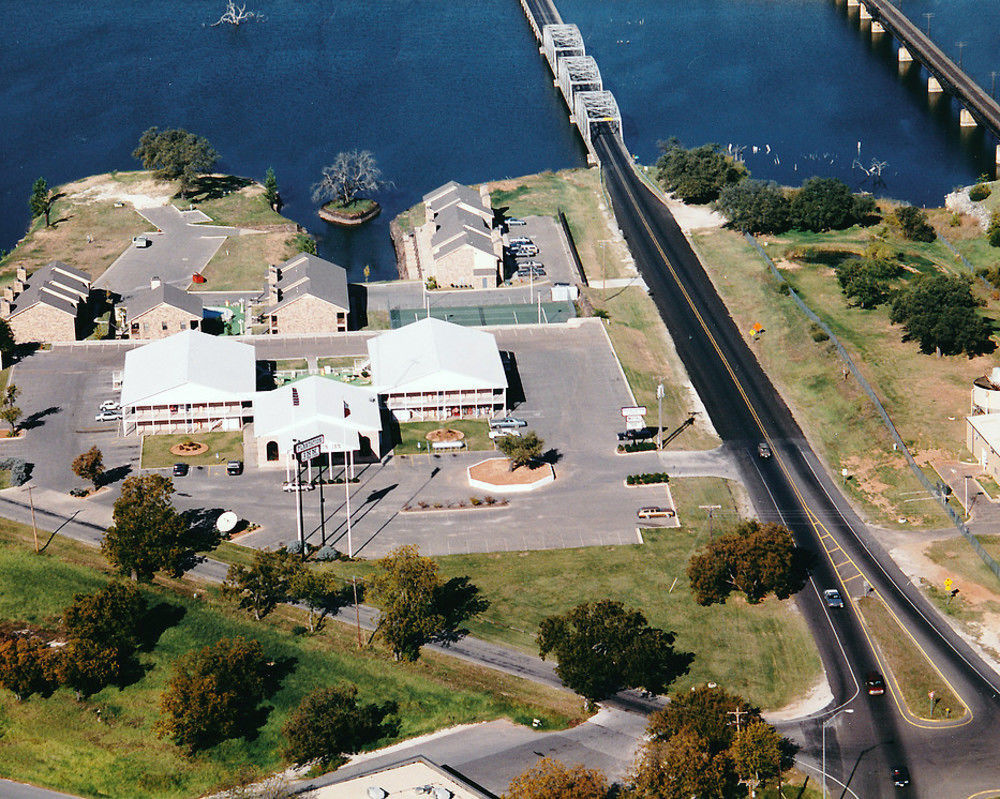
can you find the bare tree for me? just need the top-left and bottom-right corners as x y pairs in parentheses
(311, 150), (387, 207)
(211, 1), (264, 27)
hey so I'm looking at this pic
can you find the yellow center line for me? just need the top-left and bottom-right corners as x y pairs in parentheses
(604, 144), (973, 729)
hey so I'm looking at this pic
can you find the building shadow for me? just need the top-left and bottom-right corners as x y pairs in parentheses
(501, 351), (526, 407)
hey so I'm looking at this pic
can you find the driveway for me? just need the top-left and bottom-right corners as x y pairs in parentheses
(93, 205), (237, 298)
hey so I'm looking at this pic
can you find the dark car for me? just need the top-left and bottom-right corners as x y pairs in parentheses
(618, 428), (650, 441)
(172, 463), (189, 477)
(865, 671), (885, 696)
(891, 766), (910, 788)
(226, 460), (243, 476)
(758, 442), (772, 458)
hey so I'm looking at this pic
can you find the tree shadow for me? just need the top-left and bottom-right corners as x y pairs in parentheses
(20, 406), (60, 430)
(181, 507), (224, 553)
(431, 576), (490, 645)
(137, 601), (186, 652)
(101, 464), (132, 486)
(538, 448), (562, 466)
(182, 175), (253, 202)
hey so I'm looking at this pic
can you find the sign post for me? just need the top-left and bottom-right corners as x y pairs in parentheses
(656, 383), (664, 450)
(292, 436), (325, 559)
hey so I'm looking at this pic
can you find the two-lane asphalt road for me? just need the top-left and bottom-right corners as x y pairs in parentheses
(593, 127), (1000, 798)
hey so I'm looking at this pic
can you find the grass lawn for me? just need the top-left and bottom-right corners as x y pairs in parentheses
(584, 286), (719, 450)
(274, 358), (308, 372)
(172, 179), (287, 228)
(315, 477), (822, 711)
(317, 356), (362, 371)
(0, 519), (581, 799)
(488, 169), (633, 281)
(856, 594), (965, 720)
(690, 227), (956, 529)
(925, 534), (1000, 599)
(364, 310), (391, 330)
(394, 420), (492, 455)
(141, 432), (244, 468)
(193, 230), (301, 292)
(395, 201), (425, 234)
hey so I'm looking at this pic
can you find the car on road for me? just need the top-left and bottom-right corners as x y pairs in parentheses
(226, 460), (243, 476)
(94, 411), (121, 422)
(758, 442), (772, 458)
(823, 588), (844, 608)
(489, 417), (528, 429)
(282, 480), (315, 492)
(637, 506), (675, 519)
(99, 400), (120, 411)
(489, 429), (522, 440)
(172, 463), (189, 477)
(506, 217), (527, 226)
(865, 671), (885, 696)
(132, 236), (152, 248)
(891, 766), (910, 788)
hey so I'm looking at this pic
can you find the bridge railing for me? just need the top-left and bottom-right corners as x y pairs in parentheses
(744, 232), (1000, 581)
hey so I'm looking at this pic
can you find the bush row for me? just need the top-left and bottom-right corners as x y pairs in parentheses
(626, 473), (670, 485)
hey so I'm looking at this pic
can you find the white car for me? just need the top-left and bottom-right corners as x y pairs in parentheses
(99, 400), (120, 411)
(94, 411), (121, 422)
(489, 429), (522, 440)
(282, 480), (315, 492)
(506, 217), (527, 226)
(132, 236), (151, 248)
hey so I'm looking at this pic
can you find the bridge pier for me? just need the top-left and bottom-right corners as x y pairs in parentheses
(859, 4), (872, 20)
(898, 46), (912, 63)
(846, 0), (859, 7)
(960, 109), (977, 128)
(928, 76), (943, 93)
(996, 145), (1000, 168)
(871, 20), (885, 34)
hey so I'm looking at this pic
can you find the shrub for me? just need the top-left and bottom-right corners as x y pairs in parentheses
(627, 472), (670, 485)
(655, 140), (746, 204)
(809, 323), (830, 342)
(777, 282), (791, 296)
(0, 457), (30, 486)
(593, 308), (610, 320)
(715, 179), (791, 234)
(618, 441), (657, 453)
(469, 496), (482, 506)
(891, 205), (936, 242)
(69, 487), (89, 497)
(789, 177), (877, 232)
(989, 212), (1000, 248)
(969, 183), (992, 202)
(950, 213), (962, 227)
(314, 545), (342, 562)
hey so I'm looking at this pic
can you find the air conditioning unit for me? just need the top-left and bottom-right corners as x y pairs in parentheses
(366, 788), (388, 799)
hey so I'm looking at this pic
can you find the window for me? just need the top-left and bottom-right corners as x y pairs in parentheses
(266, 441), (279, 461)
(162, 321), (168, 330)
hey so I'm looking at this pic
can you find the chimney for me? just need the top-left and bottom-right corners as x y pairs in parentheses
(12, 280), (23, 296)
(150, 275), (162, 290)
(2, 288), (12, 302)
(0, 298), (9, 317)
(15, 266), (26, 282)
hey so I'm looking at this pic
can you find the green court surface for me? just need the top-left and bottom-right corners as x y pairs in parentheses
(390, 301), (576, 328)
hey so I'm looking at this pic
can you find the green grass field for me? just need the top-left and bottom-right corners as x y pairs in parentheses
(856, 594), (965, 720)
(393, 420), (492, 455)
(141, 432), (244, 468)
(0, 520), (581, 799)
(312, 477), (822, 711)
(173, 180), (287, 228)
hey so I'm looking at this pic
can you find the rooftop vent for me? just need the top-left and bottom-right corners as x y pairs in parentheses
(291, 387), (299, 407)
(366, 788), (388, 799)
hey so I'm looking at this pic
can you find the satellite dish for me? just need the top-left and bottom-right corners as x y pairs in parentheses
(216, 511), (239, 533)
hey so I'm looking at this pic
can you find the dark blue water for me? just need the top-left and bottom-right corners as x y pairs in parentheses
(1, 1), (996, 281)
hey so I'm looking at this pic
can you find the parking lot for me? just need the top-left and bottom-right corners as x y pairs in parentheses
(502, 215), (578, 287)
(5, 321), (679, 557)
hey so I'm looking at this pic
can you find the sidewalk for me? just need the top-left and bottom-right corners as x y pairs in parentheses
(933, 460), (1000, 533)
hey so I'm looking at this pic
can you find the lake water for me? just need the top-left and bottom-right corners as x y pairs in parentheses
(2, 0), (997, 281)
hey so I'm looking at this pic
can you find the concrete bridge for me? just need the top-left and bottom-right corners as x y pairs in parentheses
(518, 0), (622, 164)
(846, 0), (1000, 165)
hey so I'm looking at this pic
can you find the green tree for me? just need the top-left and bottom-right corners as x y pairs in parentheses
(789, 177), (872, 232)
(0, 318), (15, 365)
(156, 637), (271, 752)
(988, 211), (1000, 248)
(281, 683), (398, 767)
(687, 520), (807, 606)
(892, 204), (936, 242)
(63, 581), (147, 655)
(628, 731), (736, 799)
(537, 600), (692, 704)
(655, 140), (746, 205)
(71, 446), (105, 490)
(0, 383), (21, 436)
(101, 474), (191, 581)
(223, 547), (300, 621)
(731, 720), (786, 798)
(53, 640), (120, 700)
(263, 166), (279, 209)
(834, 239), (904, 309)
(496, 431), (544, 471)
(132, 127), (219, 196)
(503, 757), (611, 799)
(889, 273), (993, 356)
(29, 177), (55, 227)
(0, 636), (57, 701)
(288, 568), (346, 632)
(715, 179), (791, 234)
(646, 685), (764, 752)
(368, 545), (486, 661)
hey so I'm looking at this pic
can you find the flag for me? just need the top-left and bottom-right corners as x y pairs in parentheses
(343, 400), (351, 418)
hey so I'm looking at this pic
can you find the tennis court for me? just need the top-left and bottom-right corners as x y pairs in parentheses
(389, 301), (576, 328)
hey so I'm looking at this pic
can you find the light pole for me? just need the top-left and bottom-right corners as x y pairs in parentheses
(992, 71), (998, 99)
(956, 41), (967, 70)
(964, 474), (972, 519)
(923, 12), (933, 35)
(656, 382), (664, 450)
(822, 707), (854, 799)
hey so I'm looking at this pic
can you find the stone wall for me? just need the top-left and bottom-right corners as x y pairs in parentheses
(130, 306), (200, 340)
(8, 304), (78, 343)
(268, 295), (347, 335)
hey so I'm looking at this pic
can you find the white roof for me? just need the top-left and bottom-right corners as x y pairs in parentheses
(253, 376), (381, 453)
(120, 330), (256, 406)
(314, 758), (489, 799)
(969, 413), (1000, 452)
(367, 317), (507, 394)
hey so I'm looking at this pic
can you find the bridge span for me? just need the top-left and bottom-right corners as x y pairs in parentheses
(849, 0), (1000, 163)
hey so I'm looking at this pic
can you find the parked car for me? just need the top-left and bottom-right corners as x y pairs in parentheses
(132, 236), (151, 248)
(510, 245), (539, 257)
(489, 417), (528, 429)
(226, 460), (243, 476)
(489, 428), (522, 440)
(172, 463), (189, 477)
(506, 217), (527, 226)
(758, 442), (772, 458)
(637, 506), (675, 519)
(823, 588), (844, 608)
(865, 671), (885, 696)
(618, 428), (650, 441)
(516, 260), (544, 269)
(94, 411), (121, 422)
(282, 480), (315, 492)
(509, 236), (534, 246)
(99, 400), (120, 411)
(891, 766), (910, 788)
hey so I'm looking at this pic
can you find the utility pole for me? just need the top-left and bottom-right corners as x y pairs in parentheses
(656, 382), (664, 450)
(700, 504), (722, 538)
(992, 71), (998, 99)
(345, 448), (353, 558)
(727, 706), (747, 733)
(24, 484), (38, 554)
